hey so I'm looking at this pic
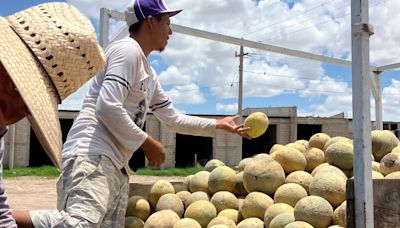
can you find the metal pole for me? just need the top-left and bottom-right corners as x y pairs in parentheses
(351, 0), (374, 227)
(373, 71), (382, 130)
(9, 124), (15, 170)
(236, 46), (244, 123)
(99, 8), (110, 48)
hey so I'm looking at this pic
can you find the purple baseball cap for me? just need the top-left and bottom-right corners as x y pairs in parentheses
(125, 0), (182, 26)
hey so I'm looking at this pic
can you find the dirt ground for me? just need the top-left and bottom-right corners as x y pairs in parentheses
(4, 175), (185, 211)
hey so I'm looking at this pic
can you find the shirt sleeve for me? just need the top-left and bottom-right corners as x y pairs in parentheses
(0, 126), (17, 228)
(95, 44), (148, 151)
(150, 80), (217, 137)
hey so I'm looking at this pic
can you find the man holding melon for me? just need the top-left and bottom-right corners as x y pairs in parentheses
(27, 0), (251, 227)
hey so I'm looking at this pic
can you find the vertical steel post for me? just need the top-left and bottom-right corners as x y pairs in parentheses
(351, 0), (374, 227)
(99, 8), (110, 48)
(373, 71), (383, 130)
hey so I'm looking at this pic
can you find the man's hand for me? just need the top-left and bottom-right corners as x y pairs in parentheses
(141, 136), (165, 167)
(216, 115), (250, 138)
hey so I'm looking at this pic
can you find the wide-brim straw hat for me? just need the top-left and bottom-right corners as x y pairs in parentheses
(0, 3), (105, 168)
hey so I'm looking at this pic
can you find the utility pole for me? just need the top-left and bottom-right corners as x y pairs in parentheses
(235, 45), (248, 123)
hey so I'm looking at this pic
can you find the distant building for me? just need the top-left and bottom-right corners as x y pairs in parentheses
(2, 107), (397, 169)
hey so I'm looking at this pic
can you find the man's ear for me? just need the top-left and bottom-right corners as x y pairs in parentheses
(146, 15), (155, 28)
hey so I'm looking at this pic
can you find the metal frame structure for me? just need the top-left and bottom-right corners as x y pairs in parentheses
(100, 3), (399, 226)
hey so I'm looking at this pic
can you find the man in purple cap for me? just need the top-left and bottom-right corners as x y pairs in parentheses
(30, 0), (249, 227)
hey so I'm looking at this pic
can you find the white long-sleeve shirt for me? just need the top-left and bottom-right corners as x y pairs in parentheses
(63, 37), (216, 169)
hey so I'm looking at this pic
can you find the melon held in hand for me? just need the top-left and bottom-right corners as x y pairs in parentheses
(244, 112), (269, 138)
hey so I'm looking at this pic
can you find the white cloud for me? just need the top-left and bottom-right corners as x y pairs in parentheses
(158, 66), (193, 85)
(216, 102), (238, 113)
(63, 0), (400, 121)
(382, 79), (400, 121)
(164, 83), (206, 104)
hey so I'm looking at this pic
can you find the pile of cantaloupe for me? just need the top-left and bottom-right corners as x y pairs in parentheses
(125, 129), (400, 228)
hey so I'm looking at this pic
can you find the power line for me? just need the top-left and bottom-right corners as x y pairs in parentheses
(264, 0), (391, 43)
(246, 0), (336, 37)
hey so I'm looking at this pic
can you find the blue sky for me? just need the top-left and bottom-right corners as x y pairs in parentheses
(2, 0), (400, 121)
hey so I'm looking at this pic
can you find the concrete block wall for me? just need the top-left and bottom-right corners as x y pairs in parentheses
(269, 118), (292, 145)
(2, 118), (30, 168)
(213, 129), (242, 167)
(322, 119), (351, 137)
(5, 108), (394, 168)
(297, 117), (350, 138)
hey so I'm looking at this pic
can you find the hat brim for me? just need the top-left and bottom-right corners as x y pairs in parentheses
(163, 9), (182, 18)
(0, 18), (62, 169)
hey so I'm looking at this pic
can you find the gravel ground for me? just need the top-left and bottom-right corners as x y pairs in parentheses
(4, 175), (185, 211)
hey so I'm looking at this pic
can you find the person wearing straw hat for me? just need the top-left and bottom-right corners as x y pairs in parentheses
(28, 0), (249, 227)
(0, 2), (105, 227)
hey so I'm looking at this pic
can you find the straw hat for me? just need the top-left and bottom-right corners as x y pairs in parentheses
(0, 3), (105, 168)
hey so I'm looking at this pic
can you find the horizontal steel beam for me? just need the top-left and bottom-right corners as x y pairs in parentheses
(104, 9), (380, 71)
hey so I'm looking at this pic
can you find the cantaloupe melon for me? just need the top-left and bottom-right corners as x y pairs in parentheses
(294, 196), (333, 228)
(240, 191), (273, 219)
(295, 139), (309, 149)
(148, 180), (175, 209)
(184, 200), (217, 228)
(269, 212), (295, 228)
(285, 171), (313, 194)
(309, 133), (331, 150)
(243, 158), (285, 196)
(210, 191), (238, 213)
(372, 171), (384, 179)
(183, 175), (193, 191)
(185, 191), (209, 208)
(237, 158), (253, 172)
(234, 171), (248, 196)
(205, 159), (226, 172)
(325, 142), (354, 170)
(273, 147), (307, 174)
(380, 152), (400, 175)
(371, 130), (399, 161)
(173, 218), (201, 228)
(190, 171), (211, 194)
(312, 164), (347, 180)
(208, 166), (236, 194)
(126, 196), (151, 221)
(392, 146), (400, 154)
(208, 225), (229, 228)
(385, 171), (400, 179)
(125, 216), (144, 228)
(273, 183), (308, 207)
(286, 143), (306, 154)
(284, 221), (314, 228)
(371, 161), (380, 172)
(156, 193), (184, 218)
(270, 144), (285, 154)
(176, 191), (191, 209)
(236, 217), (264, 228)
(333, 201), (346, 227)
(264, 203), (294, 228)
(243, 112), (269, 138)
(206, 216), (236, 228)
(323, 136), (352, 152)
(253, 153), (273, 161)
(303, 147), (325, 172)
(144, 210), (180, 228)
(309, 172), (346, 208)
(218, 209), (241, 224)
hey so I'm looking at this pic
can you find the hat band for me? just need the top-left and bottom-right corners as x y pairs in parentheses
(8, 24), (62, 104)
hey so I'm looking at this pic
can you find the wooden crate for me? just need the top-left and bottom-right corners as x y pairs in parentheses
(347, 179), (400, 227)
